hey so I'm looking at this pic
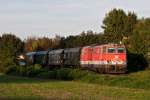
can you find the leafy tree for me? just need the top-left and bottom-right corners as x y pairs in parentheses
(128, 18), (150, 68)
(24, 35), (61, 52)
(52, 35), (61, 49)
(130, 18), (150, 56)
(102, 9), (127, 35)
(124, 12), (137, 36)
(24, 37), (37, 52)
(102, 8), (137, 43)
(60, 30), (103, 48)
(0, 33), (23, 72)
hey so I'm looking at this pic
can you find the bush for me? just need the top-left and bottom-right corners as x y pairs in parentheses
(6, 64), (44, 77)
(5, 65), (19, 75)
(36, 71), (56, 79)
(69, 69), (92, 80)
(38, 68), (98, 81)
(4, 64), (99, 82)
(33, 64), (42, 70)
(55, 68), (72, 80)
(35, 68), (92, 81)
(6, 65), (25, 76)
(127, 52), (148, 72)
(79, 73), (99, 83)
(26, 64), (43, 77)
(19, 66), (27, 76)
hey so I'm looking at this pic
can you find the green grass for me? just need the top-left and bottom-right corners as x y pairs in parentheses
(1, 73), (150, 100)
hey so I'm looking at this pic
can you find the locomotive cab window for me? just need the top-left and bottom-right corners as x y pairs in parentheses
(108, 48), (115, 53)
(118, 48), (125, 53)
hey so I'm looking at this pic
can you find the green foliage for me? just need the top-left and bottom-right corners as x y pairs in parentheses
(124, 12), (137, 35)
(37, 68), (73, 80)
(0, 34), (23, 73)
(60, 31), (104, 48)
(129, 18), (150, 67)
(24, 35), (61, 52)
(36, 71), (54, 79)
(19, 66), (27, 76)
(7, 64), (43, 77)
(55, 68), (73, 80)
(102, 8), (137, 43)
(33, 64), (42, 70)
(7, 66), (96, 81)
(131, 18), (150, 53)
(26, 65), (44, 77)
(69, 69), (95, 80)
(102, 9), (127, 35)
(5, 65), (18, 75)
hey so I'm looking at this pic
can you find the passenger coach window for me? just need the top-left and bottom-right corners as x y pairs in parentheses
(108, 48), (115, 53)
(118, 48), (125, 53)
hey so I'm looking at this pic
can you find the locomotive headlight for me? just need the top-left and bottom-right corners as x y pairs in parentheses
(111, 61), (116, 64)
(117, 60), (123, 64)
(17, 55), (25, 60)
(123, 61), (127, 65)
(108, 60), (112, 64)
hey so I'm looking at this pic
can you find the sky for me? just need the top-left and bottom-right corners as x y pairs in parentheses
(0, 0), (150, 39)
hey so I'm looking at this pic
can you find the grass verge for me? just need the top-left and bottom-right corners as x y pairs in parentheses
(0, 74), (150, 100)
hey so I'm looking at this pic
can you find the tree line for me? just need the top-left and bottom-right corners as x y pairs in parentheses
(0, 8), (149, 73)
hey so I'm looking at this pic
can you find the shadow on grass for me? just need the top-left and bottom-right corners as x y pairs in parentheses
(0, 97), (44, 100)
(0, 74), (55, 84)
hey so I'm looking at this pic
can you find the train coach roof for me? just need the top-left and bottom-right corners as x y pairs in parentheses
(82, 46), (92, 48)
(26, 52), (36, 56)
(64, 47), (81, 53)
(49, 49), (64, 54)
(35, 51), (48, 55)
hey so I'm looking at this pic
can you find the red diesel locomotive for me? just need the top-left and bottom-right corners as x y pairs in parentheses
(80, 43), (127, 73)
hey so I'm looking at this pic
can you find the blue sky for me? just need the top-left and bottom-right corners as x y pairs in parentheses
(0, 0), (150, 39)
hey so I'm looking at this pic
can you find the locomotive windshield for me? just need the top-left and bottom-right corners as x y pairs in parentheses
(118, 48), (125, 53)
(108, 48), (115, 53)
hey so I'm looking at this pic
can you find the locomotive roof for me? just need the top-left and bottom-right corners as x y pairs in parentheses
(103, 43), (125, 46)
(83, 43), (125, 47)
